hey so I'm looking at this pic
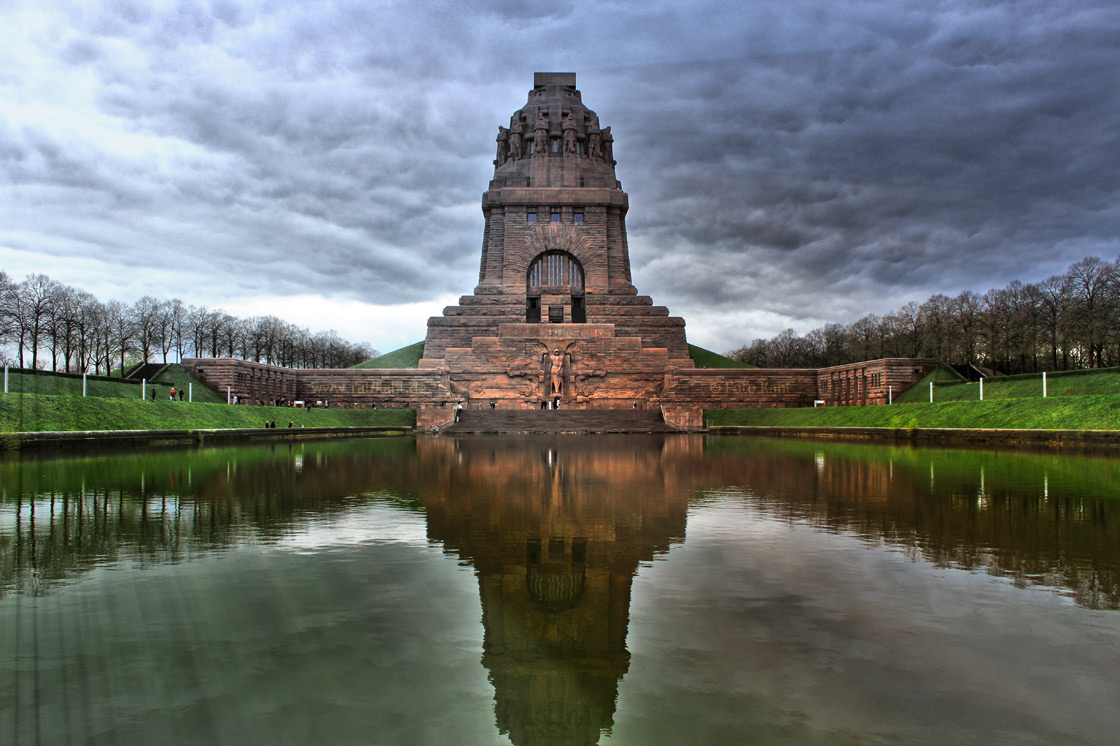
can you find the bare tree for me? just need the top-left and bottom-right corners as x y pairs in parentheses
(1066, 256), (1116, 368)
(14, 274), (56, 368)
(0, 271), (15, 356)
(105, 300), (134, 375)
(131, 296), (163, 364)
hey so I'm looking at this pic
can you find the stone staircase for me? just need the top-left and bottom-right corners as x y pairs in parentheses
(124, 363), (168, 381)
(439, 408), (681, 433)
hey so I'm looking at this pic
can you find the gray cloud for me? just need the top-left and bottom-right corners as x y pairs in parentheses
(1, 0), (1118, 351)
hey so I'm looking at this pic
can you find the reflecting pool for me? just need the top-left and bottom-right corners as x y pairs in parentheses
(2, 435), (1119, 745)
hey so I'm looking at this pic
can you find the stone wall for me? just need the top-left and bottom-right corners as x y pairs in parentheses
(182, 359), (452, 410)
(816, 359), (938, 406)
(180, 358), (298, 404)
(184, 355), (936, 430)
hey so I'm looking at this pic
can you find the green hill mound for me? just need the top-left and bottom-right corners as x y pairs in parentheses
(894, 364), (966, 403)
(351, 342), (425, 369)
(689, 344), (755, 369)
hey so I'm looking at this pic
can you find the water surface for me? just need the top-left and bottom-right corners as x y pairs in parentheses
(2, 435), (1119, 745)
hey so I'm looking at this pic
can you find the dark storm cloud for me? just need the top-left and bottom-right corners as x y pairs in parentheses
(609, 2), (1120, 339)
(1, 0), (1118, 349)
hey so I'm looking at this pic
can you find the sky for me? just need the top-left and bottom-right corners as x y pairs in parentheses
(2, 0), (1118, 356)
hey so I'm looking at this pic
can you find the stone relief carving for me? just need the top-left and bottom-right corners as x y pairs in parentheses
(535, 342), (578, 398)
(549, 349), (565, 394)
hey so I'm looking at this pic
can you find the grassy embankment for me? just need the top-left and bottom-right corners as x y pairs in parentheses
(1, 393), (414, 432)
(895, 365), (1120, 403)
(687, 344), (754, 369)
(708, 367), (1120, 430)
(4, 365), (227, 402)
(351, 341), (426, 369)
(0, 365), (414, 433)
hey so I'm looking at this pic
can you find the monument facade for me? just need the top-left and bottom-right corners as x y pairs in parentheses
(183, 73), (935, 428)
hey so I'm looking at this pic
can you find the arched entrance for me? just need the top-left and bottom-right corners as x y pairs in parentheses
(526, 250), (585, 323)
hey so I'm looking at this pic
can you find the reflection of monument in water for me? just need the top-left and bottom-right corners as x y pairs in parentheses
(416, 436), (691, 746)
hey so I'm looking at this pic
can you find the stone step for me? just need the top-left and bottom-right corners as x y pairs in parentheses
(124, 363), (168, 381)
(440, 408), (680, 433)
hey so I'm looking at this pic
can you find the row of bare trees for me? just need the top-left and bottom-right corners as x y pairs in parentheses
(728, 256), (1120, 373)
(0, 271), (377, 374)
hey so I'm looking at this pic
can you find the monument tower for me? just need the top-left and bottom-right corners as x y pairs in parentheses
(420, 72), (694, 409)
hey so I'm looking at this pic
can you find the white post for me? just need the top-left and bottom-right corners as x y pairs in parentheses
(930, 382), (933, 403)
(1043, 371), (1047, 398)
(189, 383), (193, 403)
(888, 385), (892, 405)
(83, 373), (87, 397)
(227, 386), (231, 405)
(3, 366), (7, 393)
(980, 377), (983, 401)
(142, 379), (146, 399)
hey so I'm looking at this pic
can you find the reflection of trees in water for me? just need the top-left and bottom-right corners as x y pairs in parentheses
(702, 440), (1120, 610)
(0, 440), (419, 597)
(3, 436), (1118, 614)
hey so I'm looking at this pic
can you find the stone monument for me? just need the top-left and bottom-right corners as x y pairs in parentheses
(183, 73), (936, 427)
(419, 73), (695, 410)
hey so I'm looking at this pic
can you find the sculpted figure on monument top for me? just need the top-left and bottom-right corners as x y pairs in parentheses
(585, 112), (602, 159)
(587, 130), (602, 160)
(508, 115), (524, 161)
(562, 114), (578, 155)
(494, 126), (509, 166)
(533, 109), (549, 157)
(601, 126), (614, 164)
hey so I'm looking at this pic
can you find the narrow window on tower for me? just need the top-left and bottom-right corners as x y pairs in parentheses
(551, 212), (561, 223)
(573, 212), (583, 225)
(527, 212), (537, 224)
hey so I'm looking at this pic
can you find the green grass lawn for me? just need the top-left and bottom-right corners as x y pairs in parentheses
(688, 344), (754, 369)
(351, 341), (425, 369)
(706, 393), (1120, 431)
(1, 392), (415, 433)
